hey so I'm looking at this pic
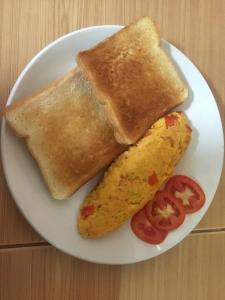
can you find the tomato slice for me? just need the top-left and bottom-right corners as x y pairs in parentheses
(145, 191), (185, 231)
(165, 175), (205, 213)
(131, 209), (168, 244)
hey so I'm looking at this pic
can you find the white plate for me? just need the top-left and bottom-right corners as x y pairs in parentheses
(1, 25), (224, 265)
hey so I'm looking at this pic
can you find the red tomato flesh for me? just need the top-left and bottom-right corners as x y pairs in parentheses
(148, 172), (158, 186)
(145, 191), (185, 231)
(81, 204), (95, 218)
(131, 209), (168, 244)
(165, 175), (205, 213)
(165, 114), (179, 128)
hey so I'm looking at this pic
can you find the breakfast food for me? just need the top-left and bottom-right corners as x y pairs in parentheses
(131, 209), (168, 244)
(3, 68), (125, 199)
(145, 191), (185, 231)
(165, 175), (205, 213)
(77, 16), (188, 144)
(131, 175), (205, 245)
(78, 112), (191, 238)
(3, 17), (188, 201)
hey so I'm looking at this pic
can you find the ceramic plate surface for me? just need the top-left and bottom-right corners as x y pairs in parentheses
(1, 25), (224, 264)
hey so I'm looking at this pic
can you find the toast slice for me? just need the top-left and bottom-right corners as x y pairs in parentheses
(3, 68), (125, 199)
(77, 16), (188, 144)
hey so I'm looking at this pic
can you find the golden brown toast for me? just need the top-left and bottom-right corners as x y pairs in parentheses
(3, 69), (125, 199)
(77, 17), (188, 144)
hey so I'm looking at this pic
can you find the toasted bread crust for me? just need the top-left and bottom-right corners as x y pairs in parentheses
(77, 16), (188, 144)
(2, 69), (76, 116)
(3, 68), (125, 199)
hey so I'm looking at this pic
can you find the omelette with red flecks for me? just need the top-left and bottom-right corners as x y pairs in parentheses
(78, 112), (191, 238)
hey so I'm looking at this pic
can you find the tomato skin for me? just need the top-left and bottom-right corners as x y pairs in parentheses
(165, 175), (205, 214)
(145, 191), (185, 231)
(131, 209), (168, 244)
(131, 175), (205, 243)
